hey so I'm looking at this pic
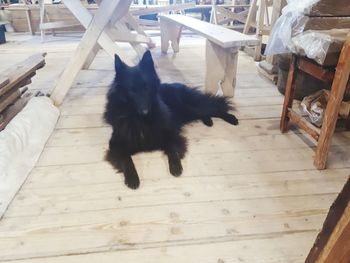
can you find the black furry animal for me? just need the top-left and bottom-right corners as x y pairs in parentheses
(104, 50), (238, 189)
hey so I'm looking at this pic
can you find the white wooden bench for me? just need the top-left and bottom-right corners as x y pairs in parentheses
(159, 14), (259, 97)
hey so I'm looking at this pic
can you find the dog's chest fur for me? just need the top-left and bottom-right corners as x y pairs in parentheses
(115, 115), (172, 153)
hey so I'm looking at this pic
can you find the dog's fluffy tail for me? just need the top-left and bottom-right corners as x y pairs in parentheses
(193, 93), (238, 125)
(195, 93), (232, 115)
(160, 83), (238, 125)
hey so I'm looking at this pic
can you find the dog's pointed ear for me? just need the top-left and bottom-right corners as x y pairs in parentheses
(114, 54), (125, 72)
(139, 50), (155, 71)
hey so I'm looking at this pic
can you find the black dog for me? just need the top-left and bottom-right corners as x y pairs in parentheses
(104, 50), (238, 189)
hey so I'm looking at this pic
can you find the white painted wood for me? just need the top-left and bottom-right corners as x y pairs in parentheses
(205, 40), (238, 97)
(160, 14), (259, 49)
(50, 0), (133, 105)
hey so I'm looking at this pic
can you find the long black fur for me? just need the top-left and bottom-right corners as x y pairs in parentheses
(104, 50), (238, 189)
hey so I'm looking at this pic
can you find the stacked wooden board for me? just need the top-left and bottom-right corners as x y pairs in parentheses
(0, 53), (46, 131)
(303, 0), (350, 31)
(306, 0), (350, 17)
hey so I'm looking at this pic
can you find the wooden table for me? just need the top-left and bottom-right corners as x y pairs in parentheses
(50, 0), (149, 105)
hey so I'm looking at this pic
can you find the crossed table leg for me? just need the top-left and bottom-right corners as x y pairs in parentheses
(50, 0), (148, 105)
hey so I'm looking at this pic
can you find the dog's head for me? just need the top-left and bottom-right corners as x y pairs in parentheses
(113, 50), (160, 116)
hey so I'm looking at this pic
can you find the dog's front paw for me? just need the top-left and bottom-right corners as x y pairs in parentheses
(125, 175), (140, 189)
(169, 158), (183, 177)
(124, 168), (140, 189)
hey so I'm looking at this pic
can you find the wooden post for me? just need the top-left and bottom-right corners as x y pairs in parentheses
(280, 55), (297, 133)
(39, 0), (45, 42)
(243, 0), (257, 34)
(254, 0), (266, 61)
(205, 40), (238, 97)
(25, 8), (34, 35)
(20, 0), (34, 35)
(314, 36), (350, 169)
(305, 177), (350, 263)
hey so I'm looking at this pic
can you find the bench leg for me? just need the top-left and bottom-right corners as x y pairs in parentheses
(280, 55), (297, 133)
(160, 18), (182, 54)
(205, 40), (237, 97)
(314, 38), (350, 170)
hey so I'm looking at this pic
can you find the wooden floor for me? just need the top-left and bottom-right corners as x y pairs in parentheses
(0, 32), (349, 263)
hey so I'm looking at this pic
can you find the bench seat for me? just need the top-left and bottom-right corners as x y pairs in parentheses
(159, 14), (258, 97)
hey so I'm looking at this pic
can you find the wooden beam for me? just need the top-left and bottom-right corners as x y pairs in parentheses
(298, 58), (334, 83)
(136, 18), (159, 27)
(112, 22), (146, 57)
(305, 177), (350, 263)
(107, 26), (150, 44)
(287, 109), (320, 141)
(40, 21), (81, 30)
(123, 13), (156, 48)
